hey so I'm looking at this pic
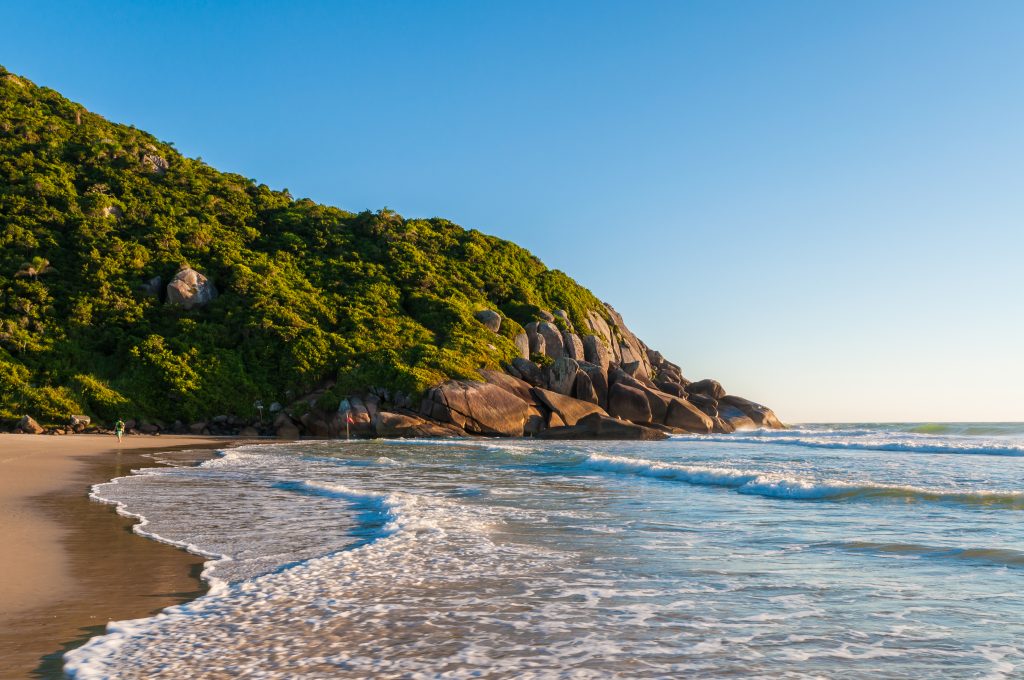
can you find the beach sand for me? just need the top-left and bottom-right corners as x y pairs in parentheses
(0, 434), (237, 678)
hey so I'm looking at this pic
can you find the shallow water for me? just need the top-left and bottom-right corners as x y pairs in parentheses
(66, 424), (1024, 678)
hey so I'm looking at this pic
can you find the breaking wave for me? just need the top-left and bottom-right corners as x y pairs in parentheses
(581, 453), (1024, 507)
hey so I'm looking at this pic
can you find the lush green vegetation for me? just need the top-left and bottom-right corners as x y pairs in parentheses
(0, 66), (608, 424)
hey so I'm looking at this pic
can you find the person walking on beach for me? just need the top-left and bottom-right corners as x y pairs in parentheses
(114, 419), (125, 443)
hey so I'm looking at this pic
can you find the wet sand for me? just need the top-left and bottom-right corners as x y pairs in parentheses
(0, 434), (239, 678)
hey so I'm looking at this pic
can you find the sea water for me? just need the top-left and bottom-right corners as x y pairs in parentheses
(64, 424), (1024, 678)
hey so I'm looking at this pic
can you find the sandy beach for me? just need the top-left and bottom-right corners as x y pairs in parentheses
(0, 434), (237, 678)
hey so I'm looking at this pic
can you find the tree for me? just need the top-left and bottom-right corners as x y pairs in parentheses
(14, 257), (57, 281)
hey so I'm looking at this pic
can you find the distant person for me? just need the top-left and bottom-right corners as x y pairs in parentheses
(114, 419), (125, 442)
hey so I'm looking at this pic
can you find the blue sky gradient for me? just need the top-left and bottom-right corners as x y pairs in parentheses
(3, 1), (1021, 421)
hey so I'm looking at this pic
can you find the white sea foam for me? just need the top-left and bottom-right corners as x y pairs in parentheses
(63, 435), (1024, 678)
(581, 453), (1024, 507)
(696, 430), (1024, 457)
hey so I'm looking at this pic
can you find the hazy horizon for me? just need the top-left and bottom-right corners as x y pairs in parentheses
(3, 0), (1021, 422)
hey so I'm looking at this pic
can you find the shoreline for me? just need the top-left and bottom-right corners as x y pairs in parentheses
(0, 434), (242, 679)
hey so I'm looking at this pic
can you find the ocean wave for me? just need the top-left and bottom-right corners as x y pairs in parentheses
(581, 453), (1024, 507)
(823, 541), (1024, 568)
(86, 460), (235, 597)
(696, 433), (1024, 457)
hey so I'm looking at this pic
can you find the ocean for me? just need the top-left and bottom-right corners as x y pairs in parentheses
(64, 424), (1024, 678)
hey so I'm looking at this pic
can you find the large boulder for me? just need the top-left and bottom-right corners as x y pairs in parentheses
(721, 395), (785, 429)
(18, 415), (44, 434)
(687, 379), (726, 401)
(537, 413), (668, 441)
(712, 416), (736, 434)
(479, 369), (535, 403)
(532, 387), (607, 426)
(577, 361), (609, 409)
(687, 392), (719, 417)
(536, 322), (564, 360)
(584, 310), (614, 352)
(582, 334), (613, 371)
(474, 309), (502, 333)
(514, 333), (530, 360)
(300, 413), (330, 437)
(276, 421), (301, 438)
(510, 358), (545, 386)
(573, 371), (599, 404)
(525, 323), (546, 356)
(664, 398), (714, 433)
(607, 382), (652, 423)
(718, 403), (757, 431)
(166, 267), (217, 310)
(420, 380), (530, 437)
(655, 380), (687, 398)
(562, 331), (585, 361)
(548, 356), (579, 396)
(373, 411), (467, 438)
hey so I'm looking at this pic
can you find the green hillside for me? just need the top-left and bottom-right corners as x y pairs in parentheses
(0, 66), (608, 425)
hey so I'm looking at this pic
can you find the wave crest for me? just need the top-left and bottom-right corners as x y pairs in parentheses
(582, 454), (1024, 508)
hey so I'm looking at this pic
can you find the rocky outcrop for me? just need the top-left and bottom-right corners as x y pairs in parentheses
(548, 356), (579, 396)
(474, 309), (501, 333)
(582, 334), (612, 371)
(420, 380), (530, 436)
(538, 413), (668, 441)
(562, 331), (585, 361)
(717, 403), (757, 431)
(141, 152), (169, 175)
(525, 323), (546, 356)
(536, 322), (564, 360)
(720, 395), (784, 429)
(607, 382), (652, 423)
(514, 333), (530, 360)
(18, 415), (44, 434)
(665, 398), (714, 433)
(81, 301), (779, 442)
(532, 387), (607, 426)
(577, 361), (609, 408)
(166, 267), (217, 310)
(509, 357), (545, 386)
(373, 411), (467, 438)
(687, 379), (726, 401)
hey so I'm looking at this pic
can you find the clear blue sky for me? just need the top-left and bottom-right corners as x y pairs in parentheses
(3, 1), (1022, 422)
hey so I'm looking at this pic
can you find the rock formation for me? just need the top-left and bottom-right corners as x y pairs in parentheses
(166, 267), (217, 310)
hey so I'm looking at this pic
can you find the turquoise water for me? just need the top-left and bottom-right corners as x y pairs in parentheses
(67, 424), (1024, 678)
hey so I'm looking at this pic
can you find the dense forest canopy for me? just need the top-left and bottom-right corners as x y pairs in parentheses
(0, 66), (609, 424)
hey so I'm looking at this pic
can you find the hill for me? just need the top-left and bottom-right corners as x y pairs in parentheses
(0, 66), (781, 436)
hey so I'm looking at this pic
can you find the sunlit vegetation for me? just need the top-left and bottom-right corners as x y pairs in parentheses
(0, 66), (607, 424)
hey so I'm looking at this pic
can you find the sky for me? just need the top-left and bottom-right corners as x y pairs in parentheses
(2, 1), (1022, 422)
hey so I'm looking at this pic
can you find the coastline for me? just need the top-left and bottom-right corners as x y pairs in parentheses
(0, 434), (241, 679)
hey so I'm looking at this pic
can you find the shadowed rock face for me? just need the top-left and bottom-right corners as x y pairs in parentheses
(608, 383), (652, 423)
(373, 411), (467, 438)
(532, 387), (607, 426)
(537, 413), (668, 441)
